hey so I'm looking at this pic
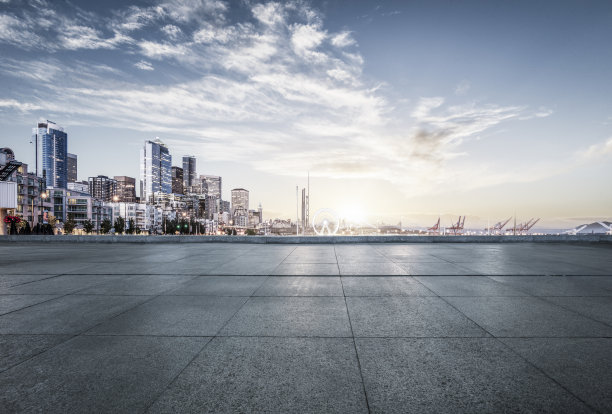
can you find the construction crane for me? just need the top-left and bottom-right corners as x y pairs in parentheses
(485, 217), (511, 234)
(427, 217), (440, 234)
(447, 216), (465, 235)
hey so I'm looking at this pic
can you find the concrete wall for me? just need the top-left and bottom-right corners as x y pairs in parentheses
(1, 234), (611, 244)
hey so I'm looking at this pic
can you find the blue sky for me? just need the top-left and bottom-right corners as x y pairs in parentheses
(1, 0), (611, 227)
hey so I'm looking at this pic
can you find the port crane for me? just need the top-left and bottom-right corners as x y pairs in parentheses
(447, 216), (465, 235)
(427, 217), (441, 234)
(485, 217), (511, 234)
(509, 218), (540, 234)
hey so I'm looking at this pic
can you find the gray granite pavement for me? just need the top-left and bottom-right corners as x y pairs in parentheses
(0, 242), (611, 413)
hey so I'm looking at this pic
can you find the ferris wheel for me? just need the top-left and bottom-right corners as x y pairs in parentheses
(312, 208), (340, 235)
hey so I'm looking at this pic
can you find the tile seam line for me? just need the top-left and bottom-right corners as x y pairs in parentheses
(140, 273), (270, 413)
(0, 272), (137, 317)
(0, 287), (163, 375)
(263, 245), (298, 280)
(335, 245), (371, 414)
(430, 288), (600, 413)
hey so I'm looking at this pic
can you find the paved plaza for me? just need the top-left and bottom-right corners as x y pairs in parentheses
(0, 242), (611, 413)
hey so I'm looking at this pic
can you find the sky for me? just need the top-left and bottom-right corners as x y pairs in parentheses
(0, 0), (611, 229)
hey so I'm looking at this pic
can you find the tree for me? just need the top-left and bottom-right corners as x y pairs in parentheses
(245, 228), (257, 236)
(126, 218), (135, 235)
(63, 215), (76, 235)
(100, 218), (112, 234)
(83, 220), (94, 234)
(47, 214), (57, 227)
(114, 216), (125, 234)
(134, 226), (141, 235)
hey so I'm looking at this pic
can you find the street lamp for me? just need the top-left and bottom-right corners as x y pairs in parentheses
(39, 191), (48, 227)
(112, 195), (119, 202)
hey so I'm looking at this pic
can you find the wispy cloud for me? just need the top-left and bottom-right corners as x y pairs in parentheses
(0, 0), (562, 197)
(134, 60), (154, 71)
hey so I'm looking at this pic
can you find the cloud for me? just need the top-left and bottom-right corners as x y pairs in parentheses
(0, 99), (43, 111)
(0, 0), (561, 198)
(0, 14), (42, 48)
(59, 24), (131, 50)
(134, 60), (154, 71)
(330, 31), (355, 48)
(161, 24), (182, 40)
(139, 40), (187, 59)
(579, 137), (612, 160)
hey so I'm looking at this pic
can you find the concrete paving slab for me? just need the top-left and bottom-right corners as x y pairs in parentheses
(272, 263), (340, 275)
(65, 262), (163, 275)
(0, 335), (207, 413)
(166, 276), (267, 296)
(462, 262), (540, 275)
(2, 275), (122, 295)
(0, 334), (71, 372)
(0, 274), (57, 290)
(542, 296), (612, 326)
(254, 276), (343, 296)
(415, 276), (528, 296)
(220, 297), (351, 337)
(148, 337), (368, 414)
(398, 262), (480, 275)
(0, 295), (60, 315)
(77, 274), (196, 295)
(339, 262), (408, 275)
(489, 275), (612, 296)
(382, 255), (447, 263)
(341, 276), (434, 296)
(0, 261), (90, 275)
(88, 295), (247, 336)
(204, 261), (279, 275)
(501, 338), (612, 413)
(445, 296), (612, 337)
(0, 295), (147, 334)
(346, 297), (487, 337)
(355, 338), (590, 413)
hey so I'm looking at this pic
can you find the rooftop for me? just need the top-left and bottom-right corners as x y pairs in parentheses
(0, 242), (610, 412)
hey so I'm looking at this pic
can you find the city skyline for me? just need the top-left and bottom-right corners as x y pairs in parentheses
(1, 0), (611, 227)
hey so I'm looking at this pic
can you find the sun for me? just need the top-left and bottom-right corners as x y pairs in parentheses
(340, 205), (367, 224)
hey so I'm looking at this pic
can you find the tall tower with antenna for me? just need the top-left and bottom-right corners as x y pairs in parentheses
(306, 172), (310, 234)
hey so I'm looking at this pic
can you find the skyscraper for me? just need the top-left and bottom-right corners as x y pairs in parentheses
(231, 188), (249, 215)
(67, 153), (77, 182)
(182, 156), (196, 193)
(88, 175), (117, 202)
(171, 166), (184, 194)
(140, 138), (171, 202)
(114, 176), (136, 202)
(200, 175), (222, 199)
(33, 121), (68, 188)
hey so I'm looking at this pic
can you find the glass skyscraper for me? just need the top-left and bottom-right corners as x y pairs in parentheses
(182, 155), (197, 193)
(140, 138), (172, 202)
(67, 153), (77, 182)
(33, 121), (68, 189)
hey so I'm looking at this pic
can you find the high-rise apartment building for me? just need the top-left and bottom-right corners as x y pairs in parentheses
(171, 166), (184, 194)
(33, 121), (68, 189)
(140, 138), (172, 202)
(67, 153), (77, 182)
(88, 175), (117, 202)
(182, 156), (197, 193)
(200, 175), (222, 199)
(231, 188), (249, 215)
(114, 176), (136, 202)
